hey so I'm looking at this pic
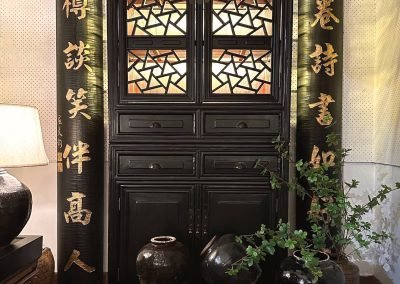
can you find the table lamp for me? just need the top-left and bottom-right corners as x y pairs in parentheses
(0, 104), (48, 246)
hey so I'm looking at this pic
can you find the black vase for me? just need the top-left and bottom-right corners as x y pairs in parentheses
(136, 236), (190, 284)
(279, 251), (345, 284)
(0, 170), (32, 246)
(200, 234), (262, 284)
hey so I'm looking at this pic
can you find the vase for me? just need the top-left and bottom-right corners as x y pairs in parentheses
(136, 236), (190, 284)
(200, 234), (262, 284)
(335, 259), (360, 284)
(279, 251), (345, 284)
(0, 170), (32, 246)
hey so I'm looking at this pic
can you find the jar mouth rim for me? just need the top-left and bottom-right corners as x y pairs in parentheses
(293, 250), (330, 263)
(151, 236), (176, 244)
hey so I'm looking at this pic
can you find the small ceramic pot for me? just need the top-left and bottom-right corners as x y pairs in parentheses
(279, 250), (345, 284)
(200, 234), (262, 284)
(136, 236), (190, 284)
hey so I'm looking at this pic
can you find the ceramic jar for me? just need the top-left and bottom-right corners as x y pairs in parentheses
(136, 236), (190, 284)
(336, 258), (360, 284)
(200, 234), (262, 284)
(279, 251), (345, 284)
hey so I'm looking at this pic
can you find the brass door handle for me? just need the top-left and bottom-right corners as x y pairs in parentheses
(234, 162), (246, 170)
(236, 121), (248, 129)
(149, 122), (161, 128)
(149, 163), (161, 169)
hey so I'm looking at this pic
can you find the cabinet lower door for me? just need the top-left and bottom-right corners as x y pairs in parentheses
(201, 184), (277, 282)
(119, 185), (194, 283)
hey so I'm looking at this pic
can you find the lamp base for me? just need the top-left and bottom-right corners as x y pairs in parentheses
(0, 169), (32, 246)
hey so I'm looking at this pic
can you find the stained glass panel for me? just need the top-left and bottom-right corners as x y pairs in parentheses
(128, 50), (187, 95)
(211, 49), (272, 95)
(127, 0), (187, 36)
(212, 0), (273, 36)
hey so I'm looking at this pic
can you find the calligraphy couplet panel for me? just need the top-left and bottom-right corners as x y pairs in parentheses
(296, 0), (343, 229)
(57, 0), (104, 283)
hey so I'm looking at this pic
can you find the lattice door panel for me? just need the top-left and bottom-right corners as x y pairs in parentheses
(127, 0), (187, 36)
(127, 49), (187, 95)
(204, 0), (276, 102)
(123, 0), (194, 102)
(211, 49), (272, 95)
(212, 0), (273, 36)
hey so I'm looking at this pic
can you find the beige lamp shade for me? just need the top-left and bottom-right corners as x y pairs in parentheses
(0, 104), (49, 167)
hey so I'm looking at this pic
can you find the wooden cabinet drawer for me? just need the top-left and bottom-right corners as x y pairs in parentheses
(202, 152), (278, 177)
(119, 113), (195, 136)
(118, 152), (196, 177)
(203, 113), (280, 136)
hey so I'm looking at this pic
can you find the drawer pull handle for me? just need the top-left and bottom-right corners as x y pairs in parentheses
(236, 121), (248, 129)
(234, 162), (247, 170)
(149, 163), (161, 169)
(149, 122), (161, 128)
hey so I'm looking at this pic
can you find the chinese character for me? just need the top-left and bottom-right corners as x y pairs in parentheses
(62, 141), (91, 174)
(63, 41), (93, 72)
(63, 0), (90, 20)
(311, 0), (340, 30)
(309, 93), (335, 126)
(64, 192), (92, 225)
(310, 43), (338, 77)
(66, 88), (91, 120)
(64, 249), (96, 273)
(310, 145), (335, 168)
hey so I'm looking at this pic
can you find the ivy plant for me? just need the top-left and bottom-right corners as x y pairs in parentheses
(227, 130), (400, 280)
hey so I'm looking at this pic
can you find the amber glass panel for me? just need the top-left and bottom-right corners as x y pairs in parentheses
(127, 0), (187, 36)
(211, 49), (272, 95)
(212, 0), (273, 36)
(128, 50), (187, 95)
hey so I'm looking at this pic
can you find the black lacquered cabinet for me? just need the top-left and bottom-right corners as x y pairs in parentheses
(108, 0), (293, 282)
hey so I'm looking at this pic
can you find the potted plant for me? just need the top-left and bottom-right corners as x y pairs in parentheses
(227, 131), (400, 283)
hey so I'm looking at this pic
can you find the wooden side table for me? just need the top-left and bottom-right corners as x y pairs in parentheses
(0, 236), (43, 284)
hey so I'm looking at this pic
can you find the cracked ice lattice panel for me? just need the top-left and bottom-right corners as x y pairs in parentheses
(211, 49), (272, 95)
(128, 50), (187, 95)
(212, 0), (273, 36)
(127, 0), (187, 36)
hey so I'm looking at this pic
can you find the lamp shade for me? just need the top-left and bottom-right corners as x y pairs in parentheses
(0, 104), (49, 167)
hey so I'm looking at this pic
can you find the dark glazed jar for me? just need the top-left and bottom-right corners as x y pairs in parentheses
(279, 251), (345, 284)
(136, 236), (190, 284)
(200, 234), (262, 284)
(335, 258), (360, 284)
(0, 169), (32, 246)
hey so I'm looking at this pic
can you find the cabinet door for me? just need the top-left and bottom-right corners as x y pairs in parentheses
(119, 184), (194, 283)
(121, 0), (195, 103)
(201, 185), (277, 282)
(201, 185), (275, 241)
(203, 0), (278, 103)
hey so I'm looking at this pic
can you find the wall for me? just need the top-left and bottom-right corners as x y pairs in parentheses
(342, 0), (400, 283)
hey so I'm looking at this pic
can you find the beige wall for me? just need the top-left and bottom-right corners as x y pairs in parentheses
(342, 1), (400, 283)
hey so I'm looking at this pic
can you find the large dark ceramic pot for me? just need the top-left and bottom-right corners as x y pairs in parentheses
(279, 251), (345, 284)
(0, 170), (32, 246)
(335, 258), (360, 284)
(136, 236), (190, 284)
(200, 234), (262, 284)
